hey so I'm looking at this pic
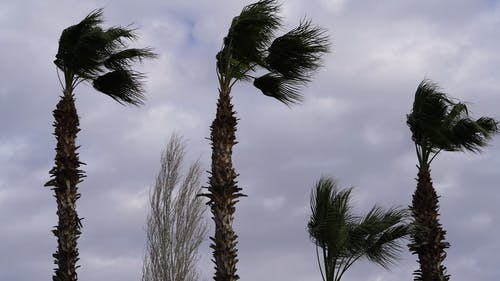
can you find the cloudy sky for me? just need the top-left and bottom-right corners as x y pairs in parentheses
(1, 0), (500, 280)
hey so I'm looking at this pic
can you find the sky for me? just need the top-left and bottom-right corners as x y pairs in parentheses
(1, 0), (500, 280)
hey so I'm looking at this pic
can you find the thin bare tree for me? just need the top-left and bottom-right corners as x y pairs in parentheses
(142, 135), (208, 281)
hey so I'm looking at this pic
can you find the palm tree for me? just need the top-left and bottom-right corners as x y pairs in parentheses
(307, 177), (409, 281)
(199, 1), (329, 281)
(406, 79), (499, 281)
(44, 9), (156, 281)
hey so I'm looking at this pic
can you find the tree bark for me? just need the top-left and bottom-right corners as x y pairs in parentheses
(203, 89), (245, 281)
(408, 165), (450, 281)
(45, 91), (84, 281)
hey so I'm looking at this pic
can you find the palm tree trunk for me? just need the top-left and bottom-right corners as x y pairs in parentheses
(203, 89), (245, 281)
(45, 91), (84, 281)
(408, 165), (450, 281)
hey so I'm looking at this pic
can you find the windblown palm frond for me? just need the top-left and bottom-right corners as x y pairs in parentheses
(254, 20), (329, 105)
(307, 177), (409, 281)
(225, 0), (281, 65)
(308, 177), (354, 251)
(448, 116), (498, 152)
(54, 8), (157, 105)
(216, 0), (281, 79)
(101, 26), (137, 48)
(216, 0), (329, 106)
(407, 80), (452, 151)
(92, 70), (145, 105)
(103, 48), (155, 70)
(356, 207), (410, 269)
(407, 79), (499, 166)
(253, 74), (303, 105)
(55, 10), (109, 79)
(266, 20), (329, 80)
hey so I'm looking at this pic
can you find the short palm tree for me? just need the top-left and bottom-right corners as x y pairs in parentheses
(307, 177), (410, 281)
(44, 9), (155, 281)
(200, 1), (329, 281)
(406, 79), (499, 281)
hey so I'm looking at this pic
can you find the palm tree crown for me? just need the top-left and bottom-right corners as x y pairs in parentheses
(216, 0), (329, 105)
(54, 8), (156, 104)
(407, 79), (499, 167)
(307, 177), (409, 281)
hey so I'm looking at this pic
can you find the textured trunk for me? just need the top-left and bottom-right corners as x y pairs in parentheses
(408, 165), (450, 281)
(203, 89), (244, 281)
(45, 91), (84, 281)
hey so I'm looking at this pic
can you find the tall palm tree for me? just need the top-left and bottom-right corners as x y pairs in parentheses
(307, 177), (409, 281)
(199, 1), (329, 281)
(406, 79), (499, 281)
(44, 9), (156, 281)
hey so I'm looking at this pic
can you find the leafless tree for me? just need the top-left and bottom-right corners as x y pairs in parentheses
(142, 135), (208, 281)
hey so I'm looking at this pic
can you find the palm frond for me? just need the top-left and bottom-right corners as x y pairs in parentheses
(445, 102), (468, 124)
(216, 50), (255, 81)
(217, 0), (281, 78)
(104, 48), (157, 70)
(476, 117), (500, 136)
(407, 80), (452, 149)
(357, 207), (410, 269)
(226, 0), (281, 64)
(253, 73), (303, 105)
(266, 19), (329, 80)
(101, 26), (138, 50)
(307, 177), (354, 253)
(365, 224), (409, 269)
(79, 9), (104, 27)
(70, 28), (114, 78)
(92, 70), (145, 106)
(54, 9), (106, 78)
(449, 116), (499, 152)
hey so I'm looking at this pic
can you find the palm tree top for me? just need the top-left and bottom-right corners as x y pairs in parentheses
(407, 79), (499, 166)
(55, 9), (157, 106)
(216, 0), (330, 105)
(307, 177), (409, 281)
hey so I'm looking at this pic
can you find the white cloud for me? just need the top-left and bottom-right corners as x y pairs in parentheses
(319, 0), (345, 13)
(261, 196), (286, 211)
(0, 139), (26, 159)
(462, 213), (494, 230)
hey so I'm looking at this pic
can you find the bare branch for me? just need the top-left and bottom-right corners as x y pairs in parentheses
(142, 134), (208, 281)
